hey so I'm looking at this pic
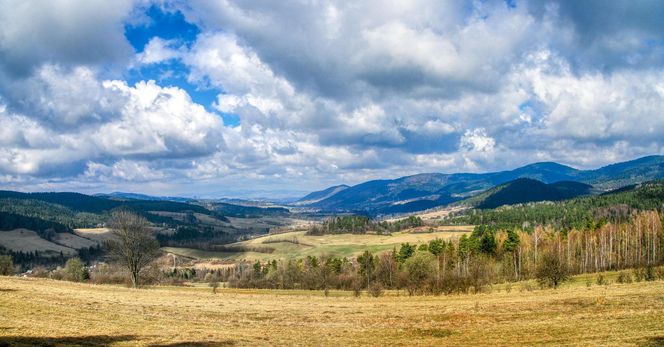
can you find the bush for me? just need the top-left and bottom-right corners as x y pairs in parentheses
(633, 268), (643, 282)
(351, 276), (363, 298)
(90, 263), (127, 285)
(616, 271), (632, 284)
(520, 282), (535, 292)
(403, 252), (435, 295)
(657, 266), (664, 280)
(368, 282), (384, 297)
(206, 272), (220, 294)
(64, 257), (88, 282)
(595, 274), (608, 286)
(535, 252), (569, 289)
(644, 265), (657, 282)
(634, 265), (657, 282)
(0, 255), (13, 276)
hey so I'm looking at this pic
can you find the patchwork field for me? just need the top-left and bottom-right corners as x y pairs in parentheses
(162, 226), (473, 261)
(0, 229), (77, 256)
(0, 274), (663, 346)
(74, 228), (115, 244)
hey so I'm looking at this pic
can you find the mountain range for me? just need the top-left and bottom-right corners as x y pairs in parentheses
(296, 155), (664, 214)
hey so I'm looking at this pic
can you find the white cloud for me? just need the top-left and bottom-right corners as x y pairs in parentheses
(85, 160), (165, 182)
(0, 0), (137, 76)
(136, 37), (182, 65)
(2, 1), (664, 196)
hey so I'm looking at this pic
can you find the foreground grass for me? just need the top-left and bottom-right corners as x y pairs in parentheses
(0, 276), (663, 346)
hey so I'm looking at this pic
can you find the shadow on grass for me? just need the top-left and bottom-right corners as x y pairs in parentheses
(639, 336), (664, 347)
(0, 335), (138, 346)
(0, 336), (236, 347)
(150, 342), (235, 347)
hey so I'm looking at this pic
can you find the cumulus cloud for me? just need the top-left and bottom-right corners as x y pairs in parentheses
(136, 38), (183, 65)
(2, 0), (664, 196)
(0, 0), (138, 77)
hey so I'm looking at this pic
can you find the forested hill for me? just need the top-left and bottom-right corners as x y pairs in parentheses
(443, 180), (664, 231)
(0, 191), (219, 239)
(0, 191), (209, 215)
(464, 178), (594, 209)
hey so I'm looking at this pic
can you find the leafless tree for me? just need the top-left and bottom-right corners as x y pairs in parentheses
(107, 210), (161, 288)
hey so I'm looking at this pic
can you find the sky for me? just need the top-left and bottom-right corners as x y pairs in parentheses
(0, 0), (663, 198)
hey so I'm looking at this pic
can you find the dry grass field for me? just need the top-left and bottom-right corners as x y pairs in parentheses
(1, 274), (663, 346)
(74, 228), (115, 244)
(0, 229), (77, 256)
(162, 226), (473, 261)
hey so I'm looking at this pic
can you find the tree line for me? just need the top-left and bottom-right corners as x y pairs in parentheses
(307, 215), (424, 235)
(218, 210), (664, 294)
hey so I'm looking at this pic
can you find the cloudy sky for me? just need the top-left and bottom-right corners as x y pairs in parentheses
(1, 0), (663, 198)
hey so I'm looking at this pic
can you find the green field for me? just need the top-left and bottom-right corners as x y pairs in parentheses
(162, 226), (473, 261)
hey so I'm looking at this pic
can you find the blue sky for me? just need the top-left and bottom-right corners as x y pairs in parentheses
(0, 0), (663, 198)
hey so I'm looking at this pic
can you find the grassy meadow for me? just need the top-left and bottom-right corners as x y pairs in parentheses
(162, 226), (473, 262)
(1, 273), (663, 346)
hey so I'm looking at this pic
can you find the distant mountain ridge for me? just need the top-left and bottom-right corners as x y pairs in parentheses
(298, 155), (664, 214)
(96, 192), (193, 203)
(293, 185), (350, 205)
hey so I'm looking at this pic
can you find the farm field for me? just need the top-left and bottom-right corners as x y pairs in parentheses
(0, 274), (663, 346)
(0, 229), (77, 257)
(162, 226), (473, 261)
(74, 228), (115, 244)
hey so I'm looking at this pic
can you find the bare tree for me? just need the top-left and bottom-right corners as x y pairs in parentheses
(107, 210), (161, 288)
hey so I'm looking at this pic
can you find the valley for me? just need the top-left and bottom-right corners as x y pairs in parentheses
(162, 225), (473, 262)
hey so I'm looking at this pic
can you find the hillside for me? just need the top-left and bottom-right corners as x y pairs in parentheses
(465, 178), (593, 209)
(0, 191), (297, 262)
(444, 180), (664, 231)
(299, 155), (664, 214)
(293, 185), (350, 205)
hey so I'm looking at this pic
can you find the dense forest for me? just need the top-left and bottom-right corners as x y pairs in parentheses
(0, 212), (72, 237)
(444, 181), (664, 231)
(307, 215), (424, 235)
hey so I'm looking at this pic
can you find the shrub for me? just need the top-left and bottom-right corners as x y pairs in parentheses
(657, 266), (664, 281)
(351, 276), (363, 298)
(535, 252), (569, 289)
(403, 252), (435, 295)
(0, 255), (13, 276)
(634, 265), (657, 282)
(64, 257), (88, 282)
(633, 268), (643, 282)
(90, 263), (128, 285)
(595, 274), (608, 286)
(209, 280), (220, 294)
(644, 265), (657, 282)
(616, 271), (632, 284)
(206, 272), (220, 294)
(368, 282), (384, 297)
(521, 282), (535, 292)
